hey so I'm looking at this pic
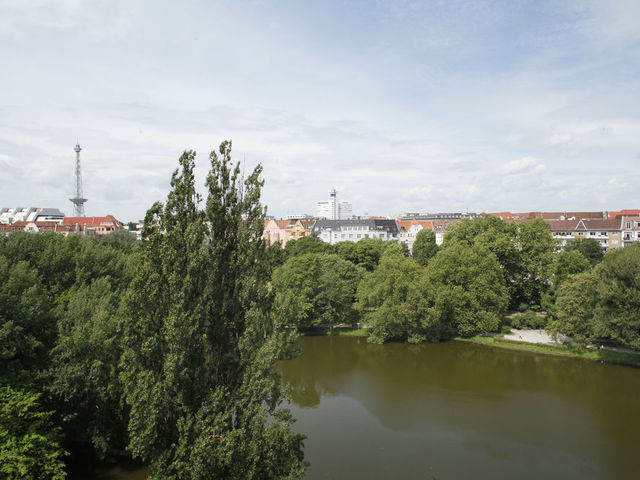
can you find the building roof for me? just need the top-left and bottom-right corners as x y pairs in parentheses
(298, 219), (316, 228)
(313, 219), (399, 234)
(546, 218), (621, 231)
(397, 219), (434, 231)
(544, 220), (579, 231)
(580, 219), (622, 230)
(609, 209), (640, 219)
(62, 215), (123, 228)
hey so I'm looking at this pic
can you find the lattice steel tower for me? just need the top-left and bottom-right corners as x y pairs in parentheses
(69, 141), (87, 217)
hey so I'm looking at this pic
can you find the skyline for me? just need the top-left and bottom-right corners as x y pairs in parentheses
(1, 0), (639, 222)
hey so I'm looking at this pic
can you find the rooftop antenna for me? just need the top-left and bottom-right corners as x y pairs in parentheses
(69, 140), (87, 217)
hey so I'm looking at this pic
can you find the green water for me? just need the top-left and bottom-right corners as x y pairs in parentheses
(81, 336), (640, 479)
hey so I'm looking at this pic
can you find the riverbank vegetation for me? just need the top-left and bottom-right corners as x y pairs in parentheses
(459, 336), (640, 368)
(275, 218), (640, 353)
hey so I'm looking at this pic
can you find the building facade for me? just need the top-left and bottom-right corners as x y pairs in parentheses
(546, 218), (623, 252)
(312, 219), (399, 245)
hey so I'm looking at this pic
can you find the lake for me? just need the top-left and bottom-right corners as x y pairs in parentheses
(79, 335), (640, 479)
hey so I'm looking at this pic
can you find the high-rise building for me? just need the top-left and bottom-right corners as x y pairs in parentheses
(316, 188), (353, 219)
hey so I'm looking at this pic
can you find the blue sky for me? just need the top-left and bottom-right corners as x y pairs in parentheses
(1, 0), (639, 221)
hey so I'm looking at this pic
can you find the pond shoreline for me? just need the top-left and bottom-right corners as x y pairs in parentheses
(456, 335), (640, 368)
(297, 326), (640, 368)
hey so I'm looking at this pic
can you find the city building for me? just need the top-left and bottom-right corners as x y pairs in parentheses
(316, 188), (353, 220)
(397, 219), (434, 251)
(399, 212), (480, 221)
(263, 218), (315, 248)
(312, 219), (399, 245)
(546, 218), (623, 252)
(621, 216), (640, 246)
(609, 209), (640, 219)
(285, 213), (313, 220)
(0, 207), (65, 224)
(62, 215), (124, 236)
(0, 221), (87, 236)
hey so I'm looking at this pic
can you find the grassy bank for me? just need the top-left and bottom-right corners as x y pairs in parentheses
(459, 335), (640, 368)
(298, 326), (371, 337)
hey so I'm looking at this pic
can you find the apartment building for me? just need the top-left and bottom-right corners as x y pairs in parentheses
(546, 218), (623, 251)
(312, 219), (399, 245)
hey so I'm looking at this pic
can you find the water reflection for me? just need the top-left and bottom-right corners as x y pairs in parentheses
(279, 336), (640, 479)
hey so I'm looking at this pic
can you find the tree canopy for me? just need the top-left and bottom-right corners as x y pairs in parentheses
(272, 253), (364, 331)
(120, 142), (306, 479)
(412, 228), (438, 266)
(565, 238), (605, 266)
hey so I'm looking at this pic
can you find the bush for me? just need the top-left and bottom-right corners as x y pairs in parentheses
(510, 311), (547, 329)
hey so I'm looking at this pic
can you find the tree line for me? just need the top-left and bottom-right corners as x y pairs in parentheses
(273, 215), (640, 348)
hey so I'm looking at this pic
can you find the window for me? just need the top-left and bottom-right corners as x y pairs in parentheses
(349, 234), (353, 239)
(357, 234), (361, 238)
(626, 221), (631, 229)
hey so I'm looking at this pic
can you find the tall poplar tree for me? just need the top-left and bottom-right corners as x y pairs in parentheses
(120, 142), (306, 479)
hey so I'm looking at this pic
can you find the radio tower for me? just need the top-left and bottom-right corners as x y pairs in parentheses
(69, 141), (87, 217)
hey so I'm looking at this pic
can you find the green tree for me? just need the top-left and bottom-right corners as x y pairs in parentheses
(102, 228), (137, 246)
(273, 253), (364, 331)
(592, 243), (640, 349)
(426, 243), (509, 336)
(0, 384), (66, 480)
(443, 216), (521, 307)
(553, 250), (590, 287)
(120, 143), (306, 479)
(356, 245), (440, 344)
(514, 219), (554, 308)
(565, 238), (604, 266)
(412, 228), (438, 266)
(49, 278), (127, 458)
(0, 258), (54, 379)
(284, 235), (331, 257)
(333, 238), (392, 271)
(548, 271), (598, 346)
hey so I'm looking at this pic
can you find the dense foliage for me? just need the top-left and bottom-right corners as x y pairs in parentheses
(272, 253), (364, 331)
(0, 142), (306, 479)
(0, 231), (136, 477)
(411, 228), (438, 266)
(121, 143), (305, 479)
(550, 243), (640, 349)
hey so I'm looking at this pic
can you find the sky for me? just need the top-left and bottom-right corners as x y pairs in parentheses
(1, 0), (639, 221)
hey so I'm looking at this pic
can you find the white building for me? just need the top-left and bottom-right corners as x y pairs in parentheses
(316, 188), (353, 219)
(312, 219), (400, 245)
(0, 207), (65, 224)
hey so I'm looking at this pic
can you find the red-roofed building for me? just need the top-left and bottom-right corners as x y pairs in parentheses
(62, 215), (124, 236)
(545, 218), (623, 251)
(608, 209), (640, 219)
(262, 218), (315, 248)
(398, 219), (435, 251)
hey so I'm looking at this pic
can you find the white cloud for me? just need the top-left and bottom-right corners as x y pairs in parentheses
(549, 134), (572, 146)
(500, 157), (545, 175)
